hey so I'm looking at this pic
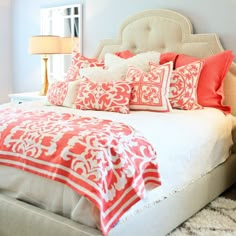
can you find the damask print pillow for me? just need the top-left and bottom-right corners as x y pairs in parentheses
(46, 80), (80, 107)
(126, 62), (173, 112)
(74, 77), (132, 114)
(167, 61), (204, 110)
(175, 50), (234, 113)
(66, 64), (80, 81)
(71, 52), (104, 68)
(65, 51), (104, 81)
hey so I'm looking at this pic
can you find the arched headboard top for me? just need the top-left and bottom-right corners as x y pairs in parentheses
(95, 9), (225, 59)
(95, 9), (236, 115)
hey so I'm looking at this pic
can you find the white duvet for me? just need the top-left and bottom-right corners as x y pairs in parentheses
(0, 101), (235, 229)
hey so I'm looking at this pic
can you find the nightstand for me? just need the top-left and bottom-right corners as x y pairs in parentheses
(8, 92), (47, 104)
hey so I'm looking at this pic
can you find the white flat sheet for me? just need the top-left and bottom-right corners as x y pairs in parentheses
(0, 102), (235, 227)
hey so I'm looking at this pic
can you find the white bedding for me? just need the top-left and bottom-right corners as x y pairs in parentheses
(0, 101), (234, 229)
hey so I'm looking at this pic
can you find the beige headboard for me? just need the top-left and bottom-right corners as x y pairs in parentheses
(95, 9), (236, 116)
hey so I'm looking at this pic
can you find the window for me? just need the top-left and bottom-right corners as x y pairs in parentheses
(40, 4), (82, 81)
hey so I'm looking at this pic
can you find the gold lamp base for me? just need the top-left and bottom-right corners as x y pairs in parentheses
(39, 56), (49, 96)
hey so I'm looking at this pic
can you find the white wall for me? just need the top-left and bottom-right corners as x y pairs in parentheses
(84, 0), (236, 56)
(11, 0), (236, 93)
(0, 0), (12, 103)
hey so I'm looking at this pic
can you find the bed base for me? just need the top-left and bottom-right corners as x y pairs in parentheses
(111, 153), (236, 236)
(0, 153), (235, 236)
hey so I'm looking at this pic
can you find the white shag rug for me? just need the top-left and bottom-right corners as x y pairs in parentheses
(169, 197), (236, 236)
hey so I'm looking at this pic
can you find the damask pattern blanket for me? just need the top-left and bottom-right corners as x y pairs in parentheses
(0, 107), (161, 235)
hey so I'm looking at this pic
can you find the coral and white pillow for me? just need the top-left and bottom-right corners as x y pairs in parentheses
(74, 77), (132, 114)
(167, 61), (204, 110)
(105, 51), (161, 72)
(65, 52), (104, 81)
(71, 52), (104, 68)
(126, 62), (173, 112)
(66, 65), (80, 81)
(175, 51), (234, 113)
(46, 80), (79, 107)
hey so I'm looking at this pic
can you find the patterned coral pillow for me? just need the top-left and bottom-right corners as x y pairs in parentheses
(126, 62), (173, 112)
(167, 61), (204, 110)
(66, 65), (80, 81)
(71, 51), (104, 68)
(74, 78), (132, 114)
(175, 50), (234, 113)
(65, 51), (104, 81)
(46, 80), (79, 107)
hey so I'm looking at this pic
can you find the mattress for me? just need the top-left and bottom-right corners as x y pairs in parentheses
(0, 101), (234, 230)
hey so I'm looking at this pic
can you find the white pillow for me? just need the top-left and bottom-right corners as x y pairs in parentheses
(104, 51), (161, 71)
(79, 65), (127, 82)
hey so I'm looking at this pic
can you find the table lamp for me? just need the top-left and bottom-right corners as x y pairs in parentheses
(29, 35), (61, 96)
(60, 37), (79, 54)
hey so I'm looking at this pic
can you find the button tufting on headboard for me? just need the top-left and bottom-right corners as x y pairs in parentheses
(131, 44), (137, 50)
(146, 25), (151, 31)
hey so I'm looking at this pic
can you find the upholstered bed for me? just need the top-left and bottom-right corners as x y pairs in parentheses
(0, 9), (236, 236)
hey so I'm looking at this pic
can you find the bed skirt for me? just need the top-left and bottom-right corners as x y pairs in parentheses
(0, 194), (101, 236)
(0, 153), (236, 236)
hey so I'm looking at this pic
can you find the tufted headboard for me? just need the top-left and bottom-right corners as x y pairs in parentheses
(95, 9), (236, 116)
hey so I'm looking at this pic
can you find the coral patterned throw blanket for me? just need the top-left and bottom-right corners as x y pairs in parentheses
(0, 107), (161, 235)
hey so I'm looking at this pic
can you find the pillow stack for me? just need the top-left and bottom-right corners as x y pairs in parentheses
(160, 50), (234, 114)
(46, 49), (234, 114)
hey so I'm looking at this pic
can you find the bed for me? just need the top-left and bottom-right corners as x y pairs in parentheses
(0, 8), (236, 236)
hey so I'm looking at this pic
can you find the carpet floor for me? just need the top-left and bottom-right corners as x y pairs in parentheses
(168, 184), (236, 236)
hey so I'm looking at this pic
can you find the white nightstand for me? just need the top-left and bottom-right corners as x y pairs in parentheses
(8, 92), (47, 104)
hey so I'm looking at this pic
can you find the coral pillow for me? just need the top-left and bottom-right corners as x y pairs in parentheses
(175, 50), (234, 113)
(115, 50), (135, 59)
(46, 80), (79, 107)
(75, 78), (132, 114)
(126, 62), (173, 112)
(160, 52), (178, 66)
(65, 52), (104, 81)
(167, 61), (204, 110)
